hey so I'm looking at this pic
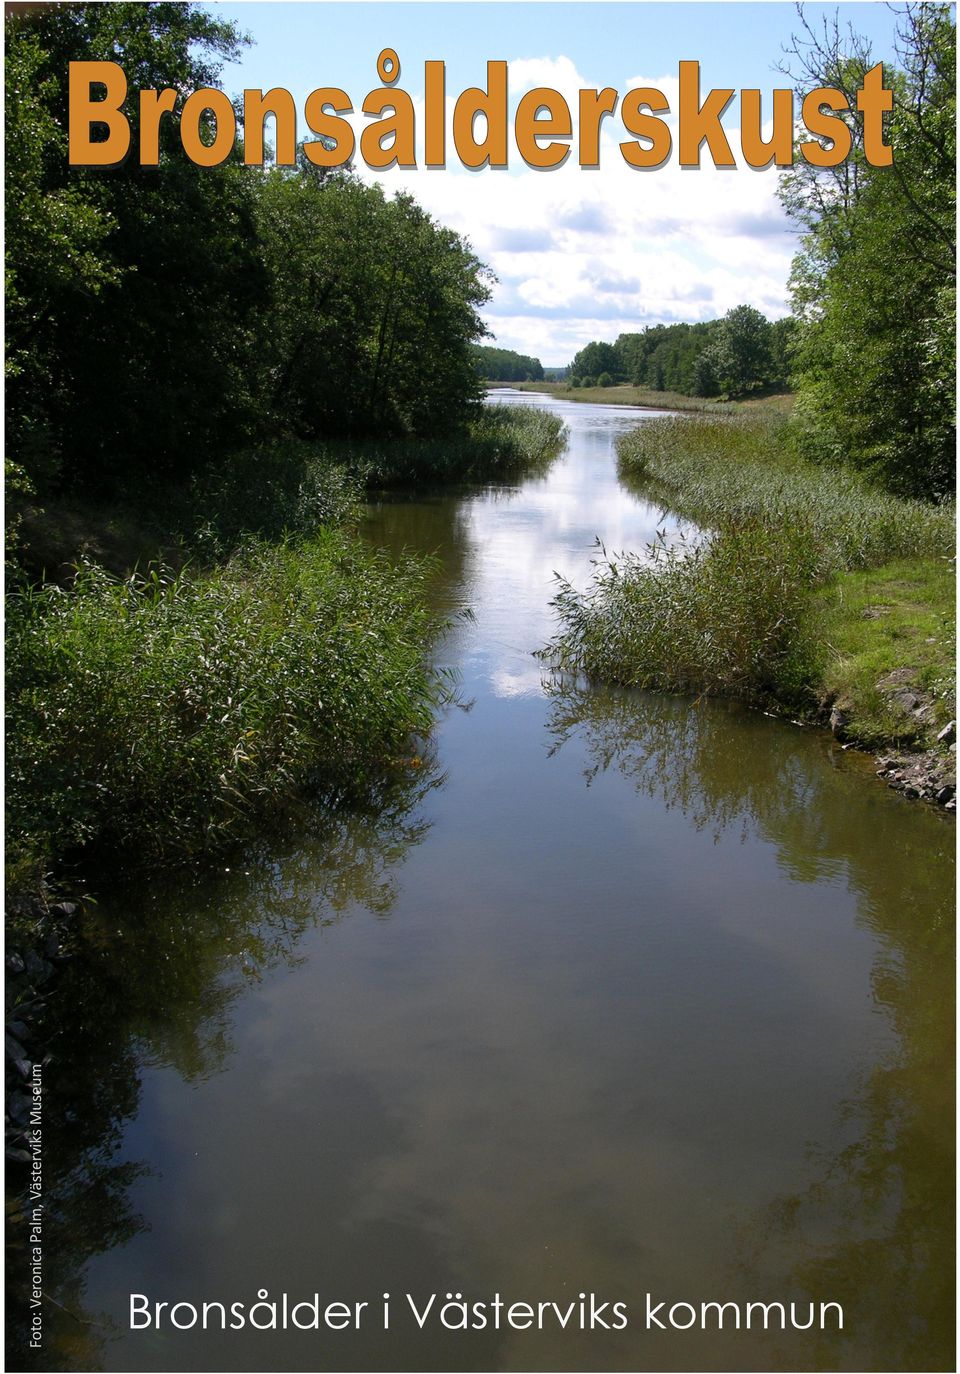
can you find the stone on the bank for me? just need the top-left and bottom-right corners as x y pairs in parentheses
(829, 704), (849, 736)
(877, 667), (917, 688)
(936, 720), (955, 745)
(23, 950), (52, 980)
(888, 687), (921, 715)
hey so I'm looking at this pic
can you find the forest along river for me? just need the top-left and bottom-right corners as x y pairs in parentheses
(32, 392), (953, 1373)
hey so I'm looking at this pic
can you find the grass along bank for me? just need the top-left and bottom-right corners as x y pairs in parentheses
(6, 402), (566, 892)
(809, 558), (955, 750)
(6, 531), (438, 886)
(11, 404), (565, 584)
(497, 379), (794, 415)
(546, 411), (955, 777)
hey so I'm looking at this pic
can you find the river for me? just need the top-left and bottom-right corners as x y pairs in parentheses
(20, 392), (954, 1372)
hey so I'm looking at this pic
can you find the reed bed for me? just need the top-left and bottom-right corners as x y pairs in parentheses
(352, 403), (566, 486)
(6, 532), (439, 873)
(547, 413), (954, 706)
(617, 414), (954, 573)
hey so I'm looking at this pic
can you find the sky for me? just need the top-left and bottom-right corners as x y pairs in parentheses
(211, 2), (905, 366)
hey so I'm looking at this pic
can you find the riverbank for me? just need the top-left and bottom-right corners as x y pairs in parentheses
(546, 410), (956, 808)
(5, 402), (566, 1171)
(494, 379), (794, 415)
(8, 405), (566, 878)
(11, 405), (566, 585)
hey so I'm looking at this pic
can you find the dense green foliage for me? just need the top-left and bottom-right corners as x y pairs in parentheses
(6, 533), (438, 872)
(472, 345), (544, 382)
(5, 3), (265, 495)
(780, 5), (956, 499)
(5, 2), (492, 506)
(547, 413), (954, 715)
(694, 308), (794, 398)
(615, 323), (718, 392)
(256, 171), (491, 443)
(568, 340), (622, 383)
(568, 309), (794, 398)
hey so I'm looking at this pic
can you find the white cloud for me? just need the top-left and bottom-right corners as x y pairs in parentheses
(349, 56), (799, 365)
(508, 54), (590, 102)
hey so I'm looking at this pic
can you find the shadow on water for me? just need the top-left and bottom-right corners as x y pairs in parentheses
(544, 680), (955, 1371)
(5, 754), (446, 1372)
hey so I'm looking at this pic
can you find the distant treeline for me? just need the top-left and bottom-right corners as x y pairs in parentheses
(567, 308), (796, 399)
(6, 3), (493, 506)
(472, 345), (544, 382)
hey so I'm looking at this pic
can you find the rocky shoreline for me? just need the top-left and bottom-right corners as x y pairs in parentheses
(825, 719), (955, 811)
(875, 740), (956, 810)
(827, 665), (956, 813)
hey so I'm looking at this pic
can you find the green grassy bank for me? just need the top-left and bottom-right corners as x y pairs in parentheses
(494, 379), (794, 415)
(6, 405), (565, 892)
(546, 411), (955, 756)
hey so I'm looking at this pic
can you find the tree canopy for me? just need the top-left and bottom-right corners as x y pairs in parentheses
(779, 3), (956, 499)
(472, 345), (544, 382)
(570, 310), (793, 399)
(569, 340), (622, 383)
(5, 2), (492, 501)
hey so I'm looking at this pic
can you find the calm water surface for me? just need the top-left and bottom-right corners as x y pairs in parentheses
(24, 393), (954, 1372)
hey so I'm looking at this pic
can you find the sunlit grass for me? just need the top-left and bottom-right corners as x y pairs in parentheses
(6, 531), (440, 873)
(804, 559), (956, 747)
(547, 411), (955, 739)
(500, 379), (793, 414)
(351, 403), (567, 486)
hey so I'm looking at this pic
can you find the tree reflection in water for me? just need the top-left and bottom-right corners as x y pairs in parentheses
(5, 753), (444, 1372)
(544, 679), (954, 1372)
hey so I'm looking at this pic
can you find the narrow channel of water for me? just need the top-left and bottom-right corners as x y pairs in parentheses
(21, 393), (954, 1372)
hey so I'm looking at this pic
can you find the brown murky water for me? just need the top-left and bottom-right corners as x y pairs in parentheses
(17, 393), (954, 1372)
